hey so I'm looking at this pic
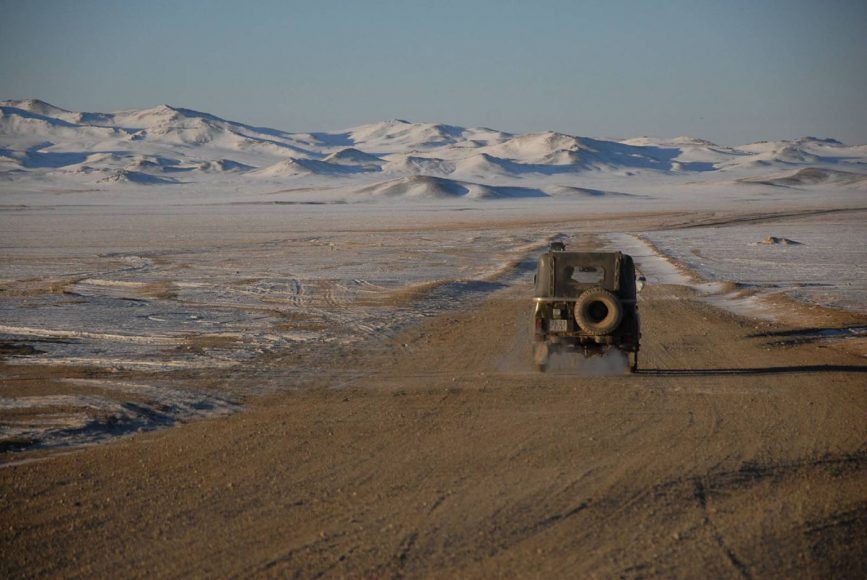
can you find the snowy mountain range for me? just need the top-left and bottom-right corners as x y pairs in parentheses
(1, 99), (865, 200)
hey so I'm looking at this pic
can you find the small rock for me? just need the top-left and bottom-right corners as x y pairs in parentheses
(756, 236), (802, 246)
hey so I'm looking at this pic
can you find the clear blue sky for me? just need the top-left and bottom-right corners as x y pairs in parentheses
(2, 0), (865, 145)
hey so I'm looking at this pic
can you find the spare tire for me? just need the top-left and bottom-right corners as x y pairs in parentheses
(574, 288), (623, 335)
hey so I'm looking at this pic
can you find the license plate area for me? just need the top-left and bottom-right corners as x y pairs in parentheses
(548, 319), (568, 332)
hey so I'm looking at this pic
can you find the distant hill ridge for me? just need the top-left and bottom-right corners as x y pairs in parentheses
(1, 99), (865, 199)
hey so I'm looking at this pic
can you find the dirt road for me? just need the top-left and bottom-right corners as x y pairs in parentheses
(2, 280), (866, 578)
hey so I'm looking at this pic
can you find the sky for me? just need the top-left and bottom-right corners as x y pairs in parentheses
(1, 0), (865, 145)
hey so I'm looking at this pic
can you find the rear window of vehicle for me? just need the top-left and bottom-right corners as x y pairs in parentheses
(570, 265), (605, 284)
(552, 255), (616, 296)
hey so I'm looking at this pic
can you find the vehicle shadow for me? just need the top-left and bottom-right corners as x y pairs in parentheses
(639, 365), (867, 376)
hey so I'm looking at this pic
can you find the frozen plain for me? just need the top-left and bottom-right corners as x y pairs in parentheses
(1, 100), (866, 452)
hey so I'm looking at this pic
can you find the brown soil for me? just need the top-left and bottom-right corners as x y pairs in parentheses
(2, 278), (866, 578)
(137, 281), (179, 301)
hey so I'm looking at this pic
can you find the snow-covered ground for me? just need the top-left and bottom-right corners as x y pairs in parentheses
(1, 204), (554, 373)
(641, 211), (867, 314)
(2, 99), (865, 453)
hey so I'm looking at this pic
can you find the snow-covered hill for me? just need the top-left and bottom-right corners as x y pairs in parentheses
(1, 99), (865, 201)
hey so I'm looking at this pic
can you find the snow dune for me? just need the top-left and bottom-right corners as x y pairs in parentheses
(357, 175), (548, 199)
(1, 99), (865, 202)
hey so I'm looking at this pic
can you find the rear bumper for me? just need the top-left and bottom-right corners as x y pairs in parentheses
(535, 332), (639, 353)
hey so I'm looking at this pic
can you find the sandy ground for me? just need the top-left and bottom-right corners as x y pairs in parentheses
(2, 266), (866, 577)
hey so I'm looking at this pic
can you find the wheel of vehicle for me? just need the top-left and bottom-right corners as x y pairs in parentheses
(624, 351), (638, 374)
(533, 342), (549, 370)
(574, 288), (623, 336)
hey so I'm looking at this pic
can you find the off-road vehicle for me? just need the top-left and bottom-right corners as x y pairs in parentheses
(532, 242), (643, 372)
